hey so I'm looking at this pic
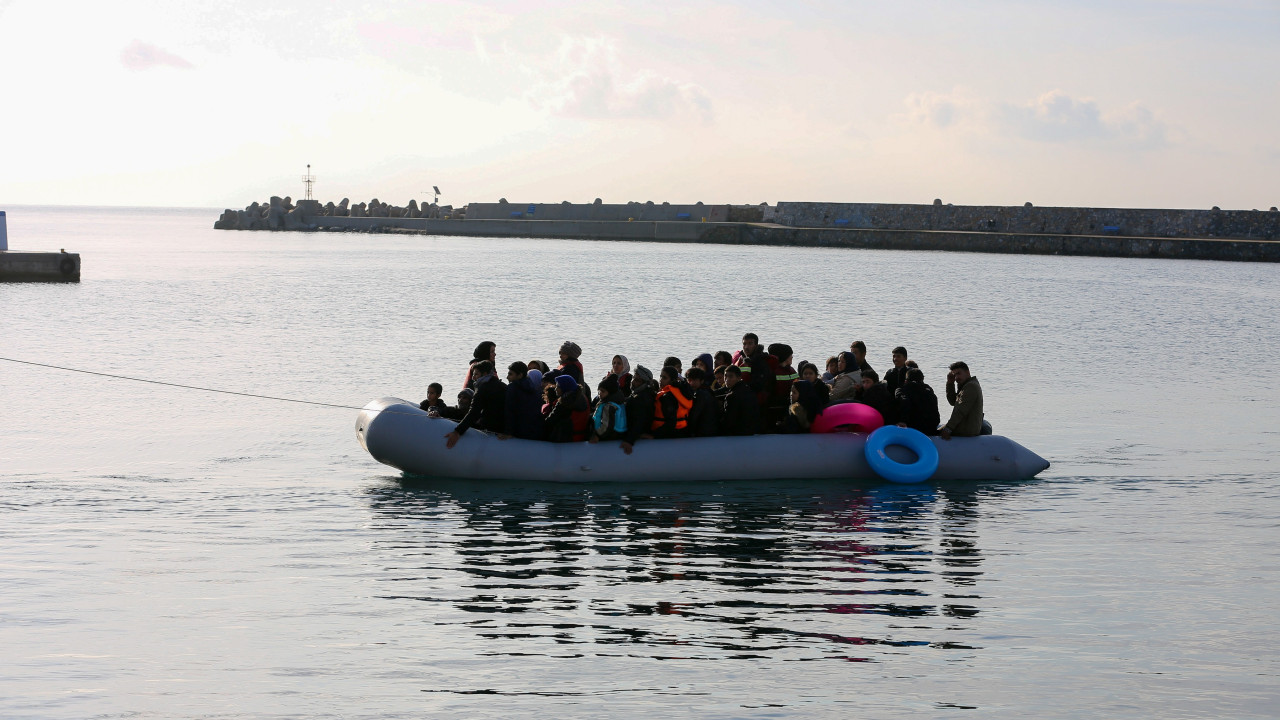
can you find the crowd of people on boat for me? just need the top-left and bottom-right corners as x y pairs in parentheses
(422, 336), (986, 453)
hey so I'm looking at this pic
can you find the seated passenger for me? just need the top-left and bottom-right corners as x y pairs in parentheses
(663, 356), (684, 378)
(768, 342), (798, 406)
(501, 361), (545, 441)
(650, 366), (693, 439)
(854, 369), (897, 425)
(437, 388), (473, 420)
(849, 340), (875, 375)
(778, 379), (823, 433)
(828, 352), (864, 403)
(884, 346), (911, 395)
(606, 355), (633, 400)
(556, 341), (585, 384)
(445, 361), (506, 448)
(798, 362), (820, 384)
(464, 341), (497, 390)
(620, 365), (656, 455)
(419, 382), (446, 412)
(684, 367), (719, 437)
(895, 368), (941, 436)
(711, 365), (727, 392)
(941, 361), (984, 440)
(821, 355), (840, 384)
(545, 375), (590, 443)
(589, 375), (628, 443)
(720, 365), (762, 436)
(527, 359), (551, 374)
(691, 353), (714, 376)
(713, 350), (733, 371)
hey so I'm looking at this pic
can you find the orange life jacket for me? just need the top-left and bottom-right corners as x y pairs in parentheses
(651, 385), (693, 431)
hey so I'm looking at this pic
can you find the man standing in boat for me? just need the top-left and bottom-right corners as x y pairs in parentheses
(445, 361), (507, 448)
(940, 361), (983, 440)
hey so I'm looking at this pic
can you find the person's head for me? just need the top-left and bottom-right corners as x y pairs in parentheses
(506, 361), (528, 382)
(611, 355), (629, 375)
(860, 368), (880, 389)
(554, 374), (578, 398)
(826, 356), (840, 374)
(692, 353), (713, 373)
(559, 341), (582, 364)
(713, 366), (726, 386)
(906, 359), (918, 369)
(742, 333), (759, 355)
(850, 340), (867, 359)
(767, 343), (793, 365)
(724, 364), (742, 387)
(906, 368), (925, 384)
(632, 365), (654, 391)
(528, 359), (550, 373)
(457, 388), (475, 408)
(659, 365), (680, 387)
(892, 346), (908, 368)
(800, 364), (819, 382)
(427, 382), (442, 401)
(714, 350), (733, 368)
(949, 361), (971, 383)
(686, 366), (706, 389)
(838, 352), (857, 374)
(598, 374), (620, 398)
(790, 384), (801, 404)
(473, 341), (496, 363)
(472, 360), (495, 379)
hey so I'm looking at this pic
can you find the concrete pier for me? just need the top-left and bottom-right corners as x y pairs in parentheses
(0, 251), (81, 282)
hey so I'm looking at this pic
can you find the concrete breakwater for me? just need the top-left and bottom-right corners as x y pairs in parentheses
(213, 197), (1280, 263)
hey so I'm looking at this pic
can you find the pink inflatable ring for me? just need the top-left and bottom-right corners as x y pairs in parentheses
(810, 403), (884, 434)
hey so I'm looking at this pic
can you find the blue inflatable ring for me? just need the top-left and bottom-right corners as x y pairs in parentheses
(864, 426), (939, 484)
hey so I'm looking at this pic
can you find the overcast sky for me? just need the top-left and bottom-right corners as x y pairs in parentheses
(1, 0), (1277, 209)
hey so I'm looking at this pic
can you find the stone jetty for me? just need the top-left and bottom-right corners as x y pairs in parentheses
(0, 210), (82, 282)
(213, 197), (1280, 263)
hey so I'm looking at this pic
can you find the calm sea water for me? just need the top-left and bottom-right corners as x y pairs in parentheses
(1, 206), (1277, 718)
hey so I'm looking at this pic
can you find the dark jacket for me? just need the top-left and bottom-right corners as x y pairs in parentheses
(556, 359), (584, 385)
(856, 382), (897, 426)
(896, 381), (941, 436)
(545, 389), (590, 443)
(419, 397), (448, 412)
(721, 382), (761, 436)
(687, 385), (719, 437)
(745, 349), (774, 398)
(884, 365), (910, 395)
(622, 386), (656, 445)
(504, 375), (545, 440)
(455, 375), (506, 435)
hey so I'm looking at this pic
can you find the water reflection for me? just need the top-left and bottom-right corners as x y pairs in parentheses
(364, 479), (1018, 662)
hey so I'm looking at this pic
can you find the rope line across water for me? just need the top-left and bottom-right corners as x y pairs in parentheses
(0, 356), (393, 413)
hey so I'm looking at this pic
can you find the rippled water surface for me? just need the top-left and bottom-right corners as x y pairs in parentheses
(2, 207), (1278, 718)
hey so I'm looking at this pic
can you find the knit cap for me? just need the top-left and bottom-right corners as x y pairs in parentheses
(633, 365), (653, 385)
(559, 341), (582, 359)
(554, 374), (578, 395)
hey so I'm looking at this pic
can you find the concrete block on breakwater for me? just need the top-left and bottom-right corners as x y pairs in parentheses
(0, 250), (81, 282)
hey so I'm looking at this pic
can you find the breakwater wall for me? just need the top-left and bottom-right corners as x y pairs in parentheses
(774, 201), (1280, 240)
(213, 198), (1280, 262)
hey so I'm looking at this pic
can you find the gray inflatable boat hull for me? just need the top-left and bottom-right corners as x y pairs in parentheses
(356, 398), (1050, 483)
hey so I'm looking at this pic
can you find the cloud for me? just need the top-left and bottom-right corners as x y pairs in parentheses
(120, 40), (193, 71)
(996, 90), (1168, 147)
(902, 88), (1171, 150)
(530, 36), (712, 122)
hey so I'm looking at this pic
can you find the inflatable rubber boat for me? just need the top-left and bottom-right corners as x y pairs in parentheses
(356, 398), (1050, 483)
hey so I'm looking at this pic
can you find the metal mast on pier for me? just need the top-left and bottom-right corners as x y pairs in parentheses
(302, 164), (316, 201)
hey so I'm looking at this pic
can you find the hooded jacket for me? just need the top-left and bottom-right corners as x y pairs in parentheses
(896, 381), (941, 435)
(504, 375), (545, 440)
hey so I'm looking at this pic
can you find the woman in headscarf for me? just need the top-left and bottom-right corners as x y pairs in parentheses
(605, 354), (632, 400)
(463, 341), (497, 390)
(778, 379), (823, 433)
(827, 351), (864, 404)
